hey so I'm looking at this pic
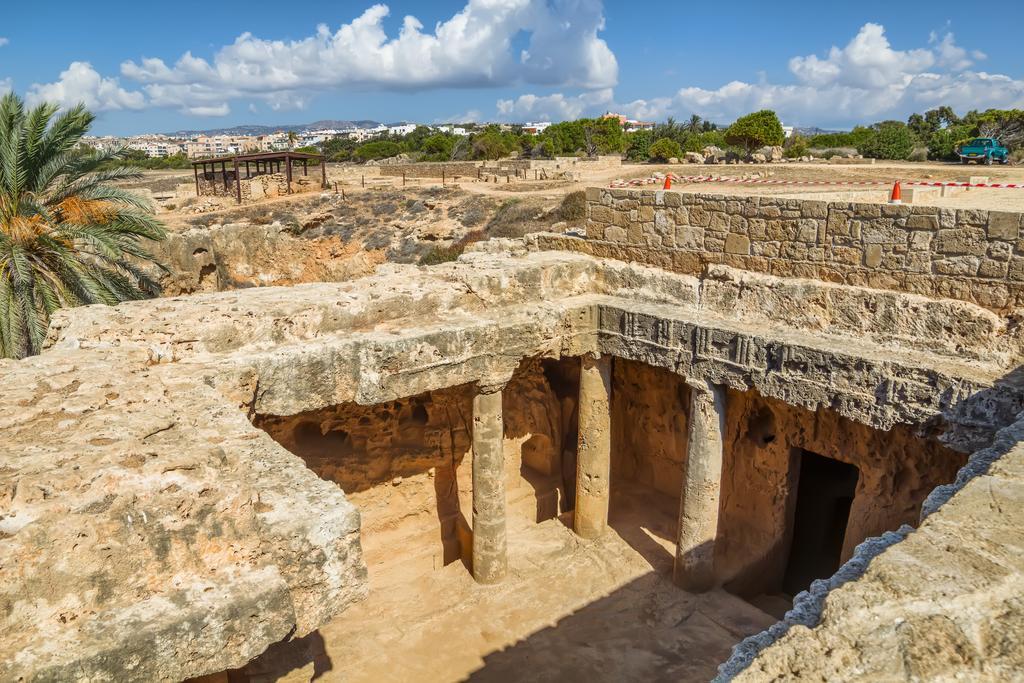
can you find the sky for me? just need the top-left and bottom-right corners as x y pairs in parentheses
(1, 0), (1023, 135)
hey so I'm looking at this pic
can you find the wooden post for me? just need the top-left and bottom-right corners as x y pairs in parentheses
(303, 158), (308, 176)
(361, 175), (365, 188)
(222, 161), (229, 190)
(193, 165), (199, 197)
(442, 170), (445, 186)
(233, 158), (241, 204)
(285, 153), (293, 193)
(320, 157), (326, 189)
(403, 172), (406, 187)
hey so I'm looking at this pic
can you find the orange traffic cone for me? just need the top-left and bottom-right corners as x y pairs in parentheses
(889, 181), (902, 204)
(663, 174), (672, 190)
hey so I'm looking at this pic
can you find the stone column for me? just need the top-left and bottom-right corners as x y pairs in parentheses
(674, 380), (727, 592)
(472, 385), (507, 584)
(574, 354), (612, 539)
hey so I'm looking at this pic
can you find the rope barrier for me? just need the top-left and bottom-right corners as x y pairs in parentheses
(608, 174), (1024, 189)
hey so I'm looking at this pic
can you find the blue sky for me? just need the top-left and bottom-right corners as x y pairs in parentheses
(1, 0), (1022, 135)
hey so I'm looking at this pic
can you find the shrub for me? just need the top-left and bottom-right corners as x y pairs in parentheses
(555, 191), (586, 222)
(486, 200), (540, 238)
(857, 121), (915, 160)
(724, 110), (785, 155)
(648, 137), (682, 162)
(683, 130), (727, 153)
(927, 125), (975, 160)
(293, 146), (322, 164)
(908, 146), (929, 162)
(784, 134), (809, 159)
(355, 140), (401, 161)
(626, 129), (653, 161)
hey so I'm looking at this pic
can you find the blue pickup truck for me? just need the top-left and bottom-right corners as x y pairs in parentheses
(959, 137), (1010, 165)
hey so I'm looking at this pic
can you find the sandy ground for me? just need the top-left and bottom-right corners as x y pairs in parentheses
(131, 159), (1024, 229)
(234, 483), (775, 683)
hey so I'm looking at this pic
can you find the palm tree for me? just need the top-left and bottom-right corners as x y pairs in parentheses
(0, 93), (167, 359)
(687, 115), (703, 134)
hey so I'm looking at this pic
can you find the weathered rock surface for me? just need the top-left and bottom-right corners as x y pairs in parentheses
(5, 230), (1024, 680)
(0, 350), (366, 681)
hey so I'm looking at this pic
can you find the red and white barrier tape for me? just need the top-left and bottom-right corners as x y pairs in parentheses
(609, 174), (1024, 189)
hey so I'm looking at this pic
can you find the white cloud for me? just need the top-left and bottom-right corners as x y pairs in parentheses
(789, 23), (934, 89)
(112, 0), (615, 116)
(508, 23), (1024, 128)
(26, 62), (145, 112)
(0, 78), (11, 95)
(497, 88), (613, 120)
(0, 38), (9, 48)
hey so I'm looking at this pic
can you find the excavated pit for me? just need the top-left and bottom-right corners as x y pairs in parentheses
(241, 354), (966, 681)
(255, 358), (574, 589)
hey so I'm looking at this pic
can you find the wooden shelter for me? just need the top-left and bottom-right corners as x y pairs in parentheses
(191, 150), (327, 203)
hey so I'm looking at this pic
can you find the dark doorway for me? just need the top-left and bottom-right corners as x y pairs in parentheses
(782, 450), (859, 596)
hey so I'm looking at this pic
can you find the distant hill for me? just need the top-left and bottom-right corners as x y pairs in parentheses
(167, 119), (383, 137)
(793, 126), (843, 137)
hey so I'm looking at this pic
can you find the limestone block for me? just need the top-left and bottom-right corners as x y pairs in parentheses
(724, 234), (751, 255)
(800, 201), (829, 219)
(865, 244), (883, 268)
(988, 241), (1012, 262)
(934, 228), (988, 256)
(978, 258), (1009, 279)
(604, 226), (627, 242)
(932, 256), (981, 276)
(988, 211), (1021, 241)
(676, 225), (705, 251)
(906, 215), (939, 230)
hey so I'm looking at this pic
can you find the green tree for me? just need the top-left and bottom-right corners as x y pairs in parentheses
(724, 110), (785, 155)
(648, 137), (682, 162)
(470, 125), (516, 159)
(355, 140), (402, 161)
(857, 121), (915, 160)
(927, 124), (975, 160)
(582, 117), (625, 155)
(0, 93), (166, 359)
(626, 129), (654, 161)
(784, 133), (809, 159)
(287, 130), (298, 149)
(420, 133), (456, 161)
(293, 145), (322, 164)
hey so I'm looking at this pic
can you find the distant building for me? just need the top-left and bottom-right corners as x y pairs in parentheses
(781, 125), (795, 138)
(388, 123), (417, 137)
(602, 112), (653, 130)
(523, 121), (552, 135)
(435, 125), (468, 136)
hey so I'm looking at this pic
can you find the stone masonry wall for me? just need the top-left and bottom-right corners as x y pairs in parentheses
(586, 187), (1024, 310)
(379, 161), (482, 178)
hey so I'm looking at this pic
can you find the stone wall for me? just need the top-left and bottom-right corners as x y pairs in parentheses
(197, 172), (322, 201)
(611, 359), (691, 498)
(378, 161), (482, 178)
(717, 389), (966, 599)
(585, 187), (1024, 310)
(254, 358), (566, 587)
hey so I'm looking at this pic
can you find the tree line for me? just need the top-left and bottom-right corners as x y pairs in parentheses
(789, 107), (1023, 161)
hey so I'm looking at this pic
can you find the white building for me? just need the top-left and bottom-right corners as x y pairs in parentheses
(435, 125), (469, 136)
(387, 123), (417, 137)
(523, 121), (552, 135)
